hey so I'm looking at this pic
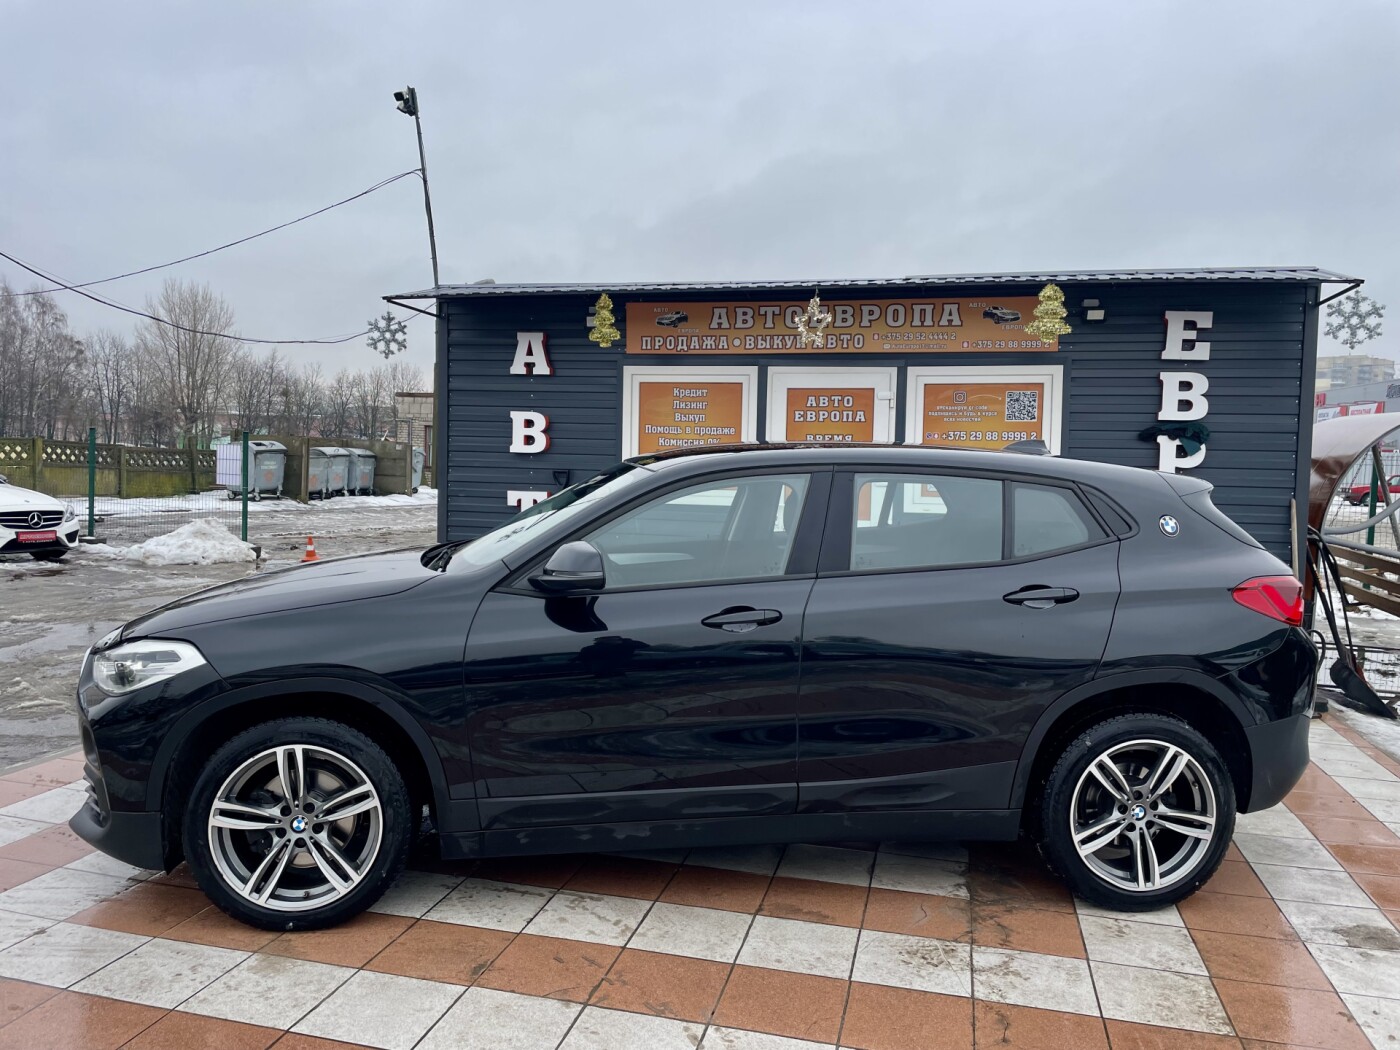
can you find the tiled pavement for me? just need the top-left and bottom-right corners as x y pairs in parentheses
(4, 718), (1400, 1047)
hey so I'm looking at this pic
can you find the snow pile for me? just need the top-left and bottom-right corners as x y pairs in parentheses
(313, 486), (437, 510)
(121, 519), (258, 566)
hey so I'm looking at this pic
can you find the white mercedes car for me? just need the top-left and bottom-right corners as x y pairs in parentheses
(0, 474), (81, 561)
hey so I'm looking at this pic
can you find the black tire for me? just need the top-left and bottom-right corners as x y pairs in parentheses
(183, 717), (412, 931)
(30, 550), (66, 562)
(1036, 713), (1234, 911)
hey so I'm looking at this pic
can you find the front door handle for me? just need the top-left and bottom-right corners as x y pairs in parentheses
(701, 607), (783, 632)
(1002, 586), (1080, 610)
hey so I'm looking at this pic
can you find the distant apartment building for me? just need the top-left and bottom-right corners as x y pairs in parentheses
(1317, 354), (1395, 389)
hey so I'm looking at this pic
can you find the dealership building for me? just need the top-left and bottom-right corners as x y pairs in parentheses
(389, 267), (1357, 563)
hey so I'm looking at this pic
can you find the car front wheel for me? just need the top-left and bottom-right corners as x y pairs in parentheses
(183, 717), (411, 930)
(1037, 713), (1234, 910)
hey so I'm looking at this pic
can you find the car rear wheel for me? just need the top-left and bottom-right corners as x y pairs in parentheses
(1037, 713), (1234, 910)
(183, 717), (411, 930)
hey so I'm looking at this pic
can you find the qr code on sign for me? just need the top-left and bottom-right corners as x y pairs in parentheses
(1005, 390), (1039, 422)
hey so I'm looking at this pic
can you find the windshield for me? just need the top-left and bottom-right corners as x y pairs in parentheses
(444, 462), (653, 571)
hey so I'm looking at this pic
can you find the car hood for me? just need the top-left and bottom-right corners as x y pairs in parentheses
(0, 483), (64, 511)
(122, 548), (439, 637)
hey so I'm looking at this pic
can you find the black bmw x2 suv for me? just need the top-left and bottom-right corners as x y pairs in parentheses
(71, 445), (1317, 929)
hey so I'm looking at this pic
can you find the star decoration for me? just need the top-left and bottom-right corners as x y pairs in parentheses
(796, 292), (833, 349)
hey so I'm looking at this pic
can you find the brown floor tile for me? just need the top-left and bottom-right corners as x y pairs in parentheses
(475, 932), (619, 1002)
(760, 875), (868, 928)
(70, 883), (210, 937)
(269, 1036), (374, 1050)
(0, 823), (93, 866)
(0, 761), (80, 790)
(0, 858), (50, 893)
(564, 855), (677, 900)
(364, 919), (512, 985)
(163, 906), (280, 952)
(1202, 860), (1270, 898)
(1353, 871), (1400, 911)
(471, 855), (582, 889)
(863, 887), (972, 942)
(0, 991), (163, 1050)
(712, 964), (847, 1044)
(0, 978), (58, 1029)
(1190, 930), (1332, 990)
(0, 782), (44, 808)
(1289, 767), (1347, 797)
(1105, 1020), (1242, 1049)
(145, 863), (200, 890)
(1178, 892), (1299, 940)
(973, 1001), (1109, 1049)
(1284, 792), (1374, 820)
(262, 911), (413, 968)
(972, 900), (1086, 958)
(1224, 842), (1245, 861)
(1214, 979), (1370, 1049)
(1239, 1042), (1320, 1050)
(125, 1011), (280, 1050)
(660, 865), (770, 914)
(966, 848), (1075, 913)
(1302, 817), (1400, 848)
(1330, 842), (1400, 877)
(590, 948), (729, 1022)
(841, 982), (973, 1050)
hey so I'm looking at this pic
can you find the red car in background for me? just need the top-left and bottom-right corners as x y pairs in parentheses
(1343, 475), (1400, 505)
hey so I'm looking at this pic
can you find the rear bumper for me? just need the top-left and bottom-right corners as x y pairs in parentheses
(1242, 712), (1310, 812)
(69, 802), (167, 872)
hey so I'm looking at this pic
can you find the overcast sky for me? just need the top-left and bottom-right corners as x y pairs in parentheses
(2, 0), (1397, 375)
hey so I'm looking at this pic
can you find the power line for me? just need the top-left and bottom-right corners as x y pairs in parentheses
(0, 249), (374, 346)
(3, 169), (422, 298)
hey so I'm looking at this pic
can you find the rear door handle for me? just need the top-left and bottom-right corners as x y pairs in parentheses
(701, 607), (782, 632)
(1002, 586), (1080, 610)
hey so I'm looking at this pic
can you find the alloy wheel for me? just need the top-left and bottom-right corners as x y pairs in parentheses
(1069, 737), (1217, 892)
(207, 744), (383, 912)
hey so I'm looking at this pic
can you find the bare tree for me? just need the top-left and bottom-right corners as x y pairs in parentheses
(135, 280), (238, 448)
(281, 363), (325, 436)
(0, 280), (86, 439)
(87, 331), (136, 443)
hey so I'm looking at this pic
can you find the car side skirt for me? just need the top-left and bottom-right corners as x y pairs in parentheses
(438, 807), (1022, 860)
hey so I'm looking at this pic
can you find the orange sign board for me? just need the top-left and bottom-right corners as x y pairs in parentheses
(784, 388), (876, 443)
(635, 381), (745, 454)
(626, 298), (1055, 354)
(919, 382), (1046, 451)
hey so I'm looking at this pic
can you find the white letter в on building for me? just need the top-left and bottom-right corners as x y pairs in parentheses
(1157, 372), (1210, 421)
(509, 411), (550, 454)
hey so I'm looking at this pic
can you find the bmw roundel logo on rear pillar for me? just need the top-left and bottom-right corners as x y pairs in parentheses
(1159, 514), (1180, 537)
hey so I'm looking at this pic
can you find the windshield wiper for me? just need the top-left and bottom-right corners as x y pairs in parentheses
(421, 540), (471, 571)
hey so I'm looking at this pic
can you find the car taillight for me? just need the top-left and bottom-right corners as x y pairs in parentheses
(1231, 575), (1304, 626)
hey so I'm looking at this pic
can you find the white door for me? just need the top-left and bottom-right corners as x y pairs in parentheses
(765, 367), (897, 445)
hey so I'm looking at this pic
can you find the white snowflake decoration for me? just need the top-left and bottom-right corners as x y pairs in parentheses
(1325, 292), (1385, 351)
(367, 310), (408, 358)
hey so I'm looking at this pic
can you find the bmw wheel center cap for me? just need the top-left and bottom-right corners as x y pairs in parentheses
(291, 816), (307, 833)
(1131, 804), (1147, 821)
(1159, 514), (1180, 537)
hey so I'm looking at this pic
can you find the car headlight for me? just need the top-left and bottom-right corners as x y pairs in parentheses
(90, 639), (207, 696)
(63, 505), (77, 523)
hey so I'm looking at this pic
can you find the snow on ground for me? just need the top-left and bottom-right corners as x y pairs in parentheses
(118, 519), (258, 565)
(79, 487), (437, 518)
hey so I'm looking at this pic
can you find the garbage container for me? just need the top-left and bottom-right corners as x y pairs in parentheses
(346, 448), (377, 495)
(411, 448), (426, 492)
(216, 440), (287, 501)
(308, 446), (352, 499)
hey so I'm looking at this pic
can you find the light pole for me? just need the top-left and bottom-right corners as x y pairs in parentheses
(394, 86), (440, 288)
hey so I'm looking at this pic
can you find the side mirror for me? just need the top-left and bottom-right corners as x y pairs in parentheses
(531, 540), (606, 594)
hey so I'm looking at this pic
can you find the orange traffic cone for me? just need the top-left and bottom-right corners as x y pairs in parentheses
(302, 536), (320, 562)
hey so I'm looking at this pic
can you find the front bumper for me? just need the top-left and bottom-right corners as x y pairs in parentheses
(69, 802), (167, 871)
(1242, 711), (1311, 812)
(0, 519), (81, 555)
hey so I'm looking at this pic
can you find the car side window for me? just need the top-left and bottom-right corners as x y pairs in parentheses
(1011, 483), (1106, 557)
(850, 473), (1003, 571)
(586, 474), (810, 588)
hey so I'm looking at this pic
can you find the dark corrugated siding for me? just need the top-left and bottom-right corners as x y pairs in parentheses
(443, 281), (1311, 560)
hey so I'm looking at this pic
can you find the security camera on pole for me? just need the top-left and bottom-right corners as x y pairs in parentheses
(394, 86), (440, 288)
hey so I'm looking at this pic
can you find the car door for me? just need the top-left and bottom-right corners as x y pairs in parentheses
(797, 469), (1120, 814)
(462, 468), (830, 831)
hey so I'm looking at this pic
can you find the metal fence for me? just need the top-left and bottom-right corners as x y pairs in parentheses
(1323, 453), (1400, 554)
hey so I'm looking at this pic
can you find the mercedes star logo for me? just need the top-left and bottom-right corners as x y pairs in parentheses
(26, 512), (42, 528)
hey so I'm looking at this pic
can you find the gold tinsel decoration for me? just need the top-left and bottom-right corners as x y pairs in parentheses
(795, 292), (833, 348)
(589, 293), (620, 348)
(1024, 282), (1072, 344)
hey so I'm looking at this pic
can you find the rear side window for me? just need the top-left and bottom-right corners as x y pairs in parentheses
(1011, 483), (1106, 557)
(850, 473), (1002, 570)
